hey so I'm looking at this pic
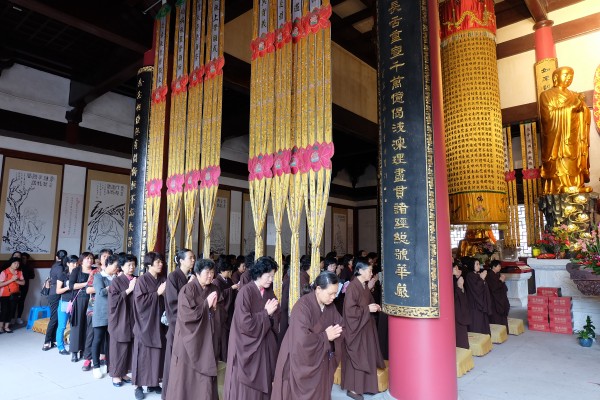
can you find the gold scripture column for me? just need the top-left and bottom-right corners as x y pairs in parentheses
(439, 0), (507, 234)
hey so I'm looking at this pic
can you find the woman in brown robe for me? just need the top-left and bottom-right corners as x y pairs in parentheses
(212, 256), (239, 361)
(272, 271), (344, 400)
(486, 260), (510, 331)
(462, 257), (492, 335)
(161, 249), (195, 400)
(132, 252), (167, 400)
(231, 255), (246, 285)
(224, 256), (281, 400)
(453, 261), (471, 349)
(342, 258), (385, 400)
(108, 254), (137, 386)
(167, 259), (220, 400)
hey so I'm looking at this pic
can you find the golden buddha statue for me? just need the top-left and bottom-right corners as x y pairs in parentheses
(457, 227), (497, 258)
(540, 66), (591, 194)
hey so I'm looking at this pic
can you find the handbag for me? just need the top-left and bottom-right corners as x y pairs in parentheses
(67, 288), (83, 314)
(40, 277), (51, 296)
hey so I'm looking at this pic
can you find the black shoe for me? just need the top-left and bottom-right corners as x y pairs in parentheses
(42, 342), (52, 351)
(58, 349), (70, 355)
(71, 353), (79, 362)
(147, 386), (162, 394)
(134, 387), (145, 400)
(81, 359), (92, 371)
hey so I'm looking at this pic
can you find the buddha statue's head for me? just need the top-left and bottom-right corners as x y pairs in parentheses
(552, 66), (574, 89)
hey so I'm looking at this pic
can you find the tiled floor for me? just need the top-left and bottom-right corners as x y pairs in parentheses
(2, 308), (599, 400)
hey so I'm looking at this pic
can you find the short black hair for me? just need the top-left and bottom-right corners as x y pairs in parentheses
(354, 257), (370, 276)
(490, 259), (502, 269)
(194, 258), (215, 274)
(143, 252), (164, 268)
(323, 257), (337, 271)
(249, 256), (278, 281)
(300, 256), (311, 271)
(245, 251), (256, 270)
(217, 257), (235, 273)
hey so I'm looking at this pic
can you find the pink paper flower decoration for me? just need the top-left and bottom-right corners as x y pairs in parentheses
(200, 166), (221, 189)
(166, 174), (185, 195)
(302, 142), (334, 172)
(146, 179), (163, 198)
(170, 74), (189, 95)
(184, 170), (201, 191)
(248, 154), (274, 181)
(289, 147), (304, 175)
(272, 149), (291, 177)
(522, 168), (540, 180)
(151, 85), (168, 104)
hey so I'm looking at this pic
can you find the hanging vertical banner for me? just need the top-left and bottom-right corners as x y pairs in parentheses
(502, 126), (519, 248)
(378, 0), (439, 318)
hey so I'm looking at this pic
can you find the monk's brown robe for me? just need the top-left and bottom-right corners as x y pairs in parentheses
(166, 279), (219, 400)
(272, 291), (343, 400)
(279, 270), (310, 344)
(131, 272), (166, 387)
(465, 271), (492, 335)
(212, 274), (235, 361)
(485, 270), (510, 330)
(108, 274), (135, 378)
(161, 268), (188, 399)
(454, 277), (471, 349)
(232, 270), (242, 285)
(224, 282), (281, 400)
(341, 278), (385, 395)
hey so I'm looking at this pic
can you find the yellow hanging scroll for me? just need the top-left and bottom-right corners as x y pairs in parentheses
(248, 0), (276, 258)
(198, 0), (225, 257)
(145, 5), (171, 253)
(165, 0), (190, 272)
(502, 126), (519, 247)
(520, 122), (543, 246)
(270, 0), (293, 300)
(183, 0), (207, 250)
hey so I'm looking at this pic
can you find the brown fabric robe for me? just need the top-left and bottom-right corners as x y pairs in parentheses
(108, 274), (135, 377)
(454, 277), (471, 349)
(212, 274), (235, 362)
(239, 269), (252, 286)
(224, 282), (281, 400)
(341, 278), (385, 395)
(161, 269), (188, 399)
(465, 271), (492, 335)
(232, 270), (242, 285)
(485, 270), (510, 330)
(166, 279), (219, 400)
(272, 291), (343, 400)
(132, 272), (166, 387)
(278, 272), (290, 345)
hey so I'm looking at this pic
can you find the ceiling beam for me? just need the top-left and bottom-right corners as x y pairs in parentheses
(523, 0), (548, 21)
(342, 8), (373, 27)
(11, 0), (150, 53)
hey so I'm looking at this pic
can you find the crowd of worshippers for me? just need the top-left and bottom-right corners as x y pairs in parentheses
(453, 257), (511, 350)
(34, 248), (386, 400)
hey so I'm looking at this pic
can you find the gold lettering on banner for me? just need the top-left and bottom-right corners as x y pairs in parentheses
(391, 45), (404, 59)
(392, 121), (406, 133)
(388, 1), (401, 14)
(395, 283), (410, 298)
(393, 247), (409, 260)
(394, 201), (408, 213)
(392, 154), (406, 165)
(390, 61), (405, 72)
(391, 91), (405, 104)
(395, 264), (411, 279)
(394, 231), (410, 244)
(394, 168), (406, 183)
(394, 217), (409, 228)
(390, 75), (405, 90)
(392, 137), (407, 151)
(131, 166), (138, 176)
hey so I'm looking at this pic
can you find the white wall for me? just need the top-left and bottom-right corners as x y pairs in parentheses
(358, 208), (377, 254)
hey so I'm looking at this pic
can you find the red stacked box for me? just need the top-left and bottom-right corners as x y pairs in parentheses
(527, 295), (549, 331)
(549, 296), (573, 334)
(537, 287), (562, 297)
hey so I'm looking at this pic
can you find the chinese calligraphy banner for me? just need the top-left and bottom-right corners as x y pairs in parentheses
(377, 0), (439, 318)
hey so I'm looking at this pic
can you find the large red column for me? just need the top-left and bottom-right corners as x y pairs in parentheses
(377, 0), (456, 398)
(534, 20), (556, 61)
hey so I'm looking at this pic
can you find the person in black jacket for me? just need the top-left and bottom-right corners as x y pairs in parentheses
(42, 250), (68, 351)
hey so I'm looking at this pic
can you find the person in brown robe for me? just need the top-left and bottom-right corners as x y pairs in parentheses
(342, 258), (385, 400)
(453, 261), (471, 349)
(462, 257), (492, 335)
(132, 252), (167, 400)
(224, 256), (281, 400)
(161, 248), (194, 400)
(486, 260), (510, 331)
(278, 256), (311, 344)
(212, 257), (239, 361)
(108, 254), (137, 386)
(238, 251), (256, 287)
(232, 255), (246, 284)
(167, 258), (220, 400)
(272, 271), (344, 400)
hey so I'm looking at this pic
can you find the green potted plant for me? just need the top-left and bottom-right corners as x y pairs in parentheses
(575, 316), (596, 347)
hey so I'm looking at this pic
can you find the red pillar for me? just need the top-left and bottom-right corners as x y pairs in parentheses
(533, 20), (556, 61)
(387, 0), (457, 398)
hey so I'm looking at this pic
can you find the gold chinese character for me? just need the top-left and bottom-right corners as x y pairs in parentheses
(130, 194), (136, 203)
(135, 115), (141, 125)
(129, 222), (134, 232)
(129, 209), (135, 217)
(390, 29), (402, 44)
(132, 153), (138, 163)
(133, 139), (139, 150)
(392, 154), (406, 165)
(136, 91), (142, 100)
(389, 61), (405, 72)
(391, 92), (404, 104)
(395, 283), (410, 298)
(391, 107), (404, 120)
(390, 45), (404, 59)
(388, 1), (401, 14)
(131, 180), (137, 189)
(390, 75), (405, 90)
(394, 201), (408, 213)
(394, 217), (409, 228)
(134, 127), (140, 135)
(395, 264), (411, 279)
(394, 248), (409, 260)
(131, 166), (138, 177)
(136, 104), (142, 111)
(393, 172), (406, 186)
(392, 137), (407, 151)
(392, 121), (406, 133)
(389, 15), (401, 29)
(394, 231), (410, 245)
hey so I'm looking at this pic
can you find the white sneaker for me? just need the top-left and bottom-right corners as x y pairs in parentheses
(92, 367), (103, 379)
(100, 364), (107, 375)
(16, 318), (23, 325)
